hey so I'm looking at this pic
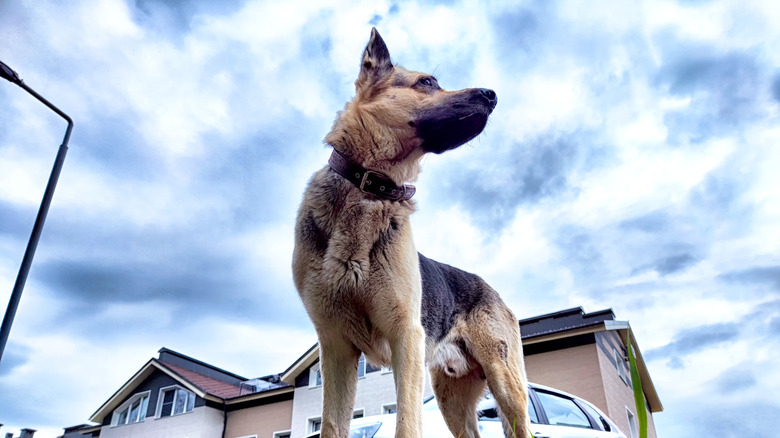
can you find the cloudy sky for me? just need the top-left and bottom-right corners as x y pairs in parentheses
(1, 0), (779, 436)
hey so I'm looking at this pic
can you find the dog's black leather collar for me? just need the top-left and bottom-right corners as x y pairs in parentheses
(328, 150), (416, 201)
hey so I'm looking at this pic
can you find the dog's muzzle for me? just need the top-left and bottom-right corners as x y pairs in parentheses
(479, 88), (498, 112)
(417, 88), (498, 154)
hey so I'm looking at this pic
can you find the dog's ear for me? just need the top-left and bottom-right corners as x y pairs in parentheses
(357, 28), (393, 95)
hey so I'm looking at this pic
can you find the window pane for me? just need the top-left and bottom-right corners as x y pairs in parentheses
(536, 391), (592, 429)
(579, 400), (609, 431)
(358, 355), (366, 378)
(186, 392), (195, 412)
(117, 408), (128, 425)
(174, 389), (188, 414)
(309, 364), (322, 387)
(128, 399), (141, 423)
(140, 396), (149, 421)
(627, 409), (638, 438)
(528, 394), (539, 424)
(161, 389), (174, 416)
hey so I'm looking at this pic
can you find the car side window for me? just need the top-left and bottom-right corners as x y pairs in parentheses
(476, 394), (539, 424)
(578, 400), (611, 432)
(535, 391), (593, 429)
(528, 394), (540, 424)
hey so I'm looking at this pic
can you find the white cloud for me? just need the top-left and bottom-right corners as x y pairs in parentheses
(2, 0), (780, 436)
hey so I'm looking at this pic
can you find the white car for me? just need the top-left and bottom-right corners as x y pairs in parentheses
(341, 382), (627, 438)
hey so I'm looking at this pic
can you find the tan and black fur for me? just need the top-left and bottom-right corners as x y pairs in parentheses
(292, 28), (532, 438)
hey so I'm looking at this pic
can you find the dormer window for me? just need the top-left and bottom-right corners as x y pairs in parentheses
(112, 392), (150, 426)
(157, 386), (195, 417)
(309, 363), (322, 388)
(309, 355), (366, 387)
(357, 355), (366, 379)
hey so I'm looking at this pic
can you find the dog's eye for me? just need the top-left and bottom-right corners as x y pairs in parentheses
(417, 77), (436, 88)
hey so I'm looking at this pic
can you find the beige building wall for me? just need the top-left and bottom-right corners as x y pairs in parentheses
(524, 343), (608, 412)
(290, 363), (434, 438)
(99, 405), (224, 438)
(595, 343), (658, 438)
(225, 399), (293, 438)
(290, 370), (328, 438)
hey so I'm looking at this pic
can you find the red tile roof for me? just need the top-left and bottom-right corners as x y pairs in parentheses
(159, 361), (242, 399)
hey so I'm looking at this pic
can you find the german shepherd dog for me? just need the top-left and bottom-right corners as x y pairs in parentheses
(293, 28), (532, 438)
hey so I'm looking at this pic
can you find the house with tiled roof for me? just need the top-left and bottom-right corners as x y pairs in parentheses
(281, 307), (662, 438)
(71, 307), (662, 438)
(81, 348), (293, 438)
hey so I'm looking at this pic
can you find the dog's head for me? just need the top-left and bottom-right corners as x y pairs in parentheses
(325, 28), (497, 183)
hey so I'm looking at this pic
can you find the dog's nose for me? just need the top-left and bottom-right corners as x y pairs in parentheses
(479, 88), (497, 110)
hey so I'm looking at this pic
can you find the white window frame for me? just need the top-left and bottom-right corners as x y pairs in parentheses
(615, 347), (630, 385)
(307, 416), (322, 434)
(309, 362), (322, 388)
(626, 407), (638, 438)
(306, 410), (363, 434)
(382, 403), (397, 414)
(310, 357), (364, 386)
(272, 430), (291, 438)
(357, 355), (366, 379)
(156, 385), (196, 418)
(111, 391), (150, 427)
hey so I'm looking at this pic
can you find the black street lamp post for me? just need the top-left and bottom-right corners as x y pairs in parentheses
(0, 60), (73, 363)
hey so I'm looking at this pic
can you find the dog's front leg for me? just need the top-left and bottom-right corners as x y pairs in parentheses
(319, 334), (361, 438)
(390, 321), (426, 438)
(376, 228), (425, 438)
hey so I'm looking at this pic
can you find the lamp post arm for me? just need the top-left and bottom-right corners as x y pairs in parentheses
(0, 59), (73, 363)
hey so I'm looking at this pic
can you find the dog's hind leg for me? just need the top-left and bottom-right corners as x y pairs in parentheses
(484, 355), (533, 438)
(319, 335), (361, 438)
(467, 308), (533, 438)
(431, 367), (486, 438)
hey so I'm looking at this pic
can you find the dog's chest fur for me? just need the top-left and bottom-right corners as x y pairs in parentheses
(293, 167), (420, 360)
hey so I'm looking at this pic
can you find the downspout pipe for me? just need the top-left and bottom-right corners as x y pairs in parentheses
(222, 400), (228, 438)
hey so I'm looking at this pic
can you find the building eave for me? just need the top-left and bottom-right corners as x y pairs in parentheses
(522, 324), (603, 344)
(280, 343), (319, 385)
(89, 359), (155, 423)
(75, 425), (102, 436)
(226, 385), (295, 405)
(606, 322), (664, 413)
(89, 359), (217, 423)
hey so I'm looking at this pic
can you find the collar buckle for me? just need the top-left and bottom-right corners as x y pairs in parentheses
(359, 170), (382, 193)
